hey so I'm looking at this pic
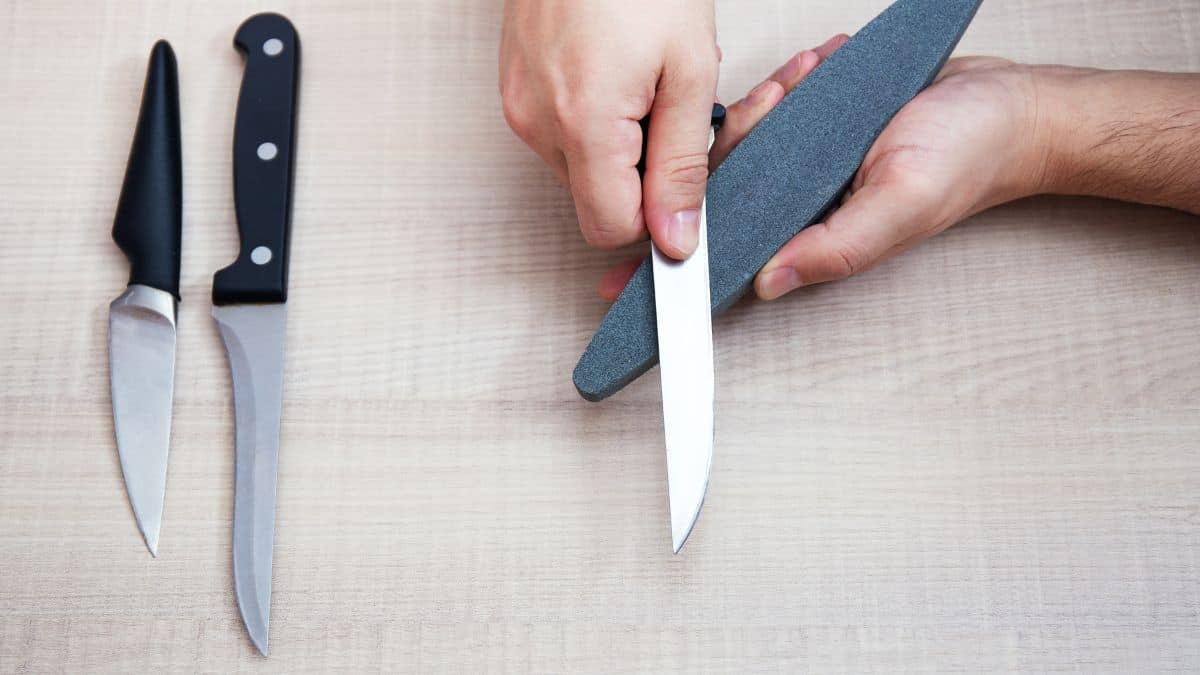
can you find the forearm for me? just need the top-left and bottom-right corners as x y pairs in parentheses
(1029, 65), (1200, 215)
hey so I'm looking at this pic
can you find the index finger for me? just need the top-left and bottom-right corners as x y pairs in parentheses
(561, 115), (647, 249)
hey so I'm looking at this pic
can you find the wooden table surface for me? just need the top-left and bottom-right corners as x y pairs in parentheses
(3, 0), (1199, 672)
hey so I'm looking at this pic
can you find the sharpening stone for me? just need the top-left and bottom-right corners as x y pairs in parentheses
(573, 0), (984, 401)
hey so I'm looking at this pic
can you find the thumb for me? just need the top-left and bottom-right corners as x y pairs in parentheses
(753, 180), (940, 300)
(643, 48), (718, 260)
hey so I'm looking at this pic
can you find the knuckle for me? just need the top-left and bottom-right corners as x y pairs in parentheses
(831, 245), (861, 278)
(551, 92), (588, 140)
(574, 197), (640, 250)
(579, 219), (637, 250)
(580, 227), (619, 250)
(820, 229), (869, 280)
(499, 74), (538, 140)
(673, 49), (719, 87)
(877, 160), (940, 205)
(836, 241), (872, 278)
(501, 91), (531, 137)
(654, 152), (710, 192)
(895, 171), (940, 203)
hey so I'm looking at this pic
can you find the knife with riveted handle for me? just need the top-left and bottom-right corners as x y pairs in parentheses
(211, 12), (300, 657)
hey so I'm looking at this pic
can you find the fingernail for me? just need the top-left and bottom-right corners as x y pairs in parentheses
(758, 267), (802, 300)
(666, 209), (700, 257)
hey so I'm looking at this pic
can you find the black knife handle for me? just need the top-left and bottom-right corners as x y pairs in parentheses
(112, 40), (183, 299)
(635, 103), (727, 178)
(212, 13), (300, 305)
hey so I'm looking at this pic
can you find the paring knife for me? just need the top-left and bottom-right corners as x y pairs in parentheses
(109, 40), (182, 558)
(645, 107), (725, 553)
(211, 13), (300, 657)
(574, 0), (983, 401)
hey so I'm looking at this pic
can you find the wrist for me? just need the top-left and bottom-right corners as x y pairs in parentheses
(966, 63), (1060, 211)
(1001, 64), (1074, 202)
(1025, 65), (1090, 197)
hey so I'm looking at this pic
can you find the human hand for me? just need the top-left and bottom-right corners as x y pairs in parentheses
(751, 56), (1046, 299)
(500, 0), (719, 260)
(598, 50), (1048, 301)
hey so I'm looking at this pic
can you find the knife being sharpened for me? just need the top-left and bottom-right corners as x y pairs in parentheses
(641, 105), (725, 553)
(574, 0), (981, 402)
(211, 13), (299, 657)
(108, 40), (182, 558)
(575, 0), (982, 547)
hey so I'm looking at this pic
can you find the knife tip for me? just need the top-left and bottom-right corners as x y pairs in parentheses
(242, 607), (270, 656)
(138, 521), (160, 558)
(671, 505), (702, 554)
(669, 481), (708, 555)
(671, 522), (695, 555)
(251, 635), (269, 657)
(236, 590), (272, 657)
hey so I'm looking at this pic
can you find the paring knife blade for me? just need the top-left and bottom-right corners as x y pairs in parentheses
(108, 40), (183, 557)
(212, 13), (300, 657)
(653, 126), (721, 554)
(573, 0), (984, 402)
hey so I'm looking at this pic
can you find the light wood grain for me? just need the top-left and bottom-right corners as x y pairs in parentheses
(2, 0), (1200, 672)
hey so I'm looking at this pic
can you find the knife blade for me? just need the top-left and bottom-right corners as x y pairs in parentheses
(211, 13), (300, 657)
(573, 0), (983, 402)
(108, 40), (182, 558)
(652, 121), (722, 554)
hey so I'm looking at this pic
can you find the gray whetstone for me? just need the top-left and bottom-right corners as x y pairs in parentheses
(573, 0), (984, 401)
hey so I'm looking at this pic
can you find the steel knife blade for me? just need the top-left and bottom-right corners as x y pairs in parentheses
(652, 174), (714, 552)
(212, 13), (300, 657)
(108, 40), (182, 558)
(650, 112), (723, 554)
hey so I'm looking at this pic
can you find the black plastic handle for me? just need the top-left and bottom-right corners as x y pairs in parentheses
(212, 13), (300, 305)
(112, 40), (183, 299)
(635, 103), (727, 178)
